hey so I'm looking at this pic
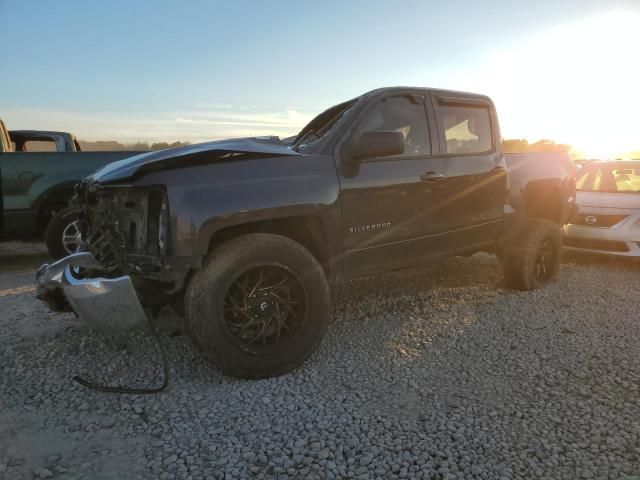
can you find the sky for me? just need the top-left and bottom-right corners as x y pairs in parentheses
(1, 0), (639, 158)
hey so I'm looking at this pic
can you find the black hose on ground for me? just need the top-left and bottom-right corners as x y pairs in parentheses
(72, 313), (169, 394)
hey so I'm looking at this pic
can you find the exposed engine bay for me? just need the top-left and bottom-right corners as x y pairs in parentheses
(74, 181), (170, 279)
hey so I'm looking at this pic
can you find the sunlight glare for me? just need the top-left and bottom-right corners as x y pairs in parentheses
(473, 11), (640, 159)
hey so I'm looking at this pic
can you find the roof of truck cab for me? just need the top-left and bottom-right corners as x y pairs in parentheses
(361, 86), (493, 102)
(9, 130), (76, 139)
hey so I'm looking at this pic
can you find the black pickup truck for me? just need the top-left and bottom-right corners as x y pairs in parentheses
(37, 87), (575, 378)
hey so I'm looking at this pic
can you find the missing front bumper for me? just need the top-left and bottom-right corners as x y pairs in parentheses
(36, 252), (147, 331)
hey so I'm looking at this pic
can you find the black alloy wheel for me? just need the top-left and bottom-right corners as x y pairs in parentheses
(223, 265), (306, 349)
(185, 233), (330, 379)
(503, 218), (562, 290)
(534, 238), (557, 283)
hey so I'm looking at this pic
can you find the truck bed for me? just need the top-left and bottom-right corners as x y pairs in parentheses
(0, 151), (144, 236)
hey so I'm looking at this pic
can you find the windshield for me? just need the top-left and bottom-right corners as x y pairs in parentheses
(293, 99), (357, 150)
(576, 164), (640, 193)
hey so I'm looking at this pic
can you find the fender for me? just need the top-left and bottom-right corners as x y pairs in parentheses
(134, 153), (342, 260)
(502, 152), (575, 241)
(31, 180), (78, 212)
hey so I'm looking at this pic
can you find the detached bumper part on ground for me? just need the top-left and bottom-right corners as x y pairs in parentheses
(36, 252), (147, 330)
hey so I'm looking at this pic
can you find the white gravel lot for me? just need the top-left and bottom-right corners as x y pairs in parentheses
(0, 242), (639, 480)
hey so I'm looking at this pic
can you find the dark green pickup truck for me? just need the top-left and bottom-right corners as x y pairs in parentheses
(0, 118), (142, 257)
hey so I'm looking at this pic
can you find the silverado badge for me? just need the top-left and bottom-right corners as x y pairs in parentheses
(349, 222), (392, 234)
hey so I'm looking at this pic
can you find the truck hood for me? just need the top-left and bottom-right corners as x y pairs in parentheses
(91, 136), (300, 183)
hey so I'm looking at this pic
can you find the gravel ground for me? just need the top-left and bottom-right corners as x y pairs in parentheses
(1, 242), (639, 480)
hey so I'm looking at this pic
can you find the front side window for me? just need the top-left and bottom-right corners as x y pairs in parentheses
(577, 165), (640, 192)
(439, 104), (493, 154)
(352, 95), (430, 157)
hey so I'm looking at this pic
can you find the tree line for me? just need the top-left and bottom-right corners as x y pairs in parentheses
(78, 140), (190, 151)
(501, 139), (570, 153)
(78, 138), (572, 153)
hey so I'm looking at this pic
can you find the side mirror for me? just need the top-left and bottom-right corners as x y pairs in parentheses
(345, 131), (405, 162)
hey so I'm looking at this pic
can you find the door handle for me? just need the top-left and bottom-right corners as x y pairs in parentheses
(420, 171), (444, 182)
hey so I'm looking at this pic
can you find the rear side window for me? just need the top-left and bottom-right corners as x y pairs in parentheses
(21, 140), (57, 152)
(352, 95), (430, 157)
(438, 104), (493, 154)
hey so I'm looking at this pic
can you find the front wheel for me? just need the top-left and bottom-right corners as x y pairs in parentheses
(45, 206), (86, 260)
(185, 233), (330, 379)
(502, 218), (562, 290)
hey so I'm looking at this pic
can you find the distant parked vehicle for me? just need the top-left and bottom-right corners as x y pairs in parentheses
(564, 160), (640, 256)
(0, 118), (145, 258)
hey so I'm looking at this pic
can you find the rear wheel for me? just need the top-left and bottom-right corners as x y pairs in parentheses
(45, 206), (86, 260)
(502, 218), (562, 290)
(185, 233), (330, 378)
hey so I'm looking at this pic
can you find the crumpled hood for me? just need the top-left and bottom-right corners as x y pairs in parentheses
(92, 136), (300, 183)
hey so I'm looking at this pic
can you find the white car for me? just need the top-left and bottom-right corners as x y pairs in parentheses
(564, 160), (640, 256)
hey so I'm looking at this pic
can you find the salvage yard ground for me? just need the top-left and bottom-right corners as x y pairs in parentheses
(0, 241), (639, 480)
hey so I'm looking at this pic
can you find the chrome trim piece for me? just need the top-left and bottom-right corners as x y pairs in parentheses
(36, 252), (147, 331)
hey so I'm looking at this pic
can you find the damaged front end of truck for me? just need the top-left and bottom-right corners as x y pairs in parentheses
(78, 182), (171, 278)
(36, 181), (174, 330)
(35, 136), (302, 330)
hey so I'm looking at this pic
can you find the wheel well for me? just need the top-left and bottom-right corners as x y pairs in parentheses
(36, 188), (75, 231)
(524, 184), (564, 224)
(207, 216), (330, 274)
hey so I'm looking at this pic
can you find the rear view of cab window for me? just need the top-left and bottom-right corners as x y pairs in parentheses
(23, 140), (57, 152)
(440, 105), (492, 154)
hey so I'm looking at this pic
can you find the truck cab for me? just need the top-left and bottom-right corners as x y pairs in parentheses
(328, 88), (507, 277)
(10, 130), (82, 152)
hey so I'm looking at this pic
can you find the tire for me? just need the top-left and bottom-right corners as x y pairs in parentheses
(502, 218), (562, 290)
(44, 206), (85, 260)
(185, 233), (330, 379)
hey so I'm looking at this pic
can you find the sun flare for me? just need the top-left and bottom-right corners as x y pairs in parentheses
(472, 11), (640, 159)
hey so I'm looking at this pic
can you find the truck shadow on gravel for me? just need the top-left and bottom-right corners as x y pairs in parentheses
(323, 250), (640, 423)
(323, 254), (507, 417)
(318, 252), (640, 476)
